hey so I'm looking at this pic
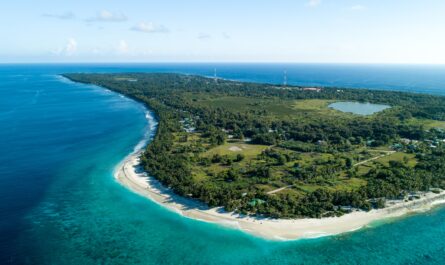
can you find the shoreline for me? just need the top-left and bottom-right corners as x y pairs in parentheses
(100, 82), (445, 241)
(115, 149), (445, 241)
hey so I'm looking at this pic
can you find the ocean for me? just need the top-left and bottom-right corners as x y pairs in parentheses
(1, 63), (445, 265)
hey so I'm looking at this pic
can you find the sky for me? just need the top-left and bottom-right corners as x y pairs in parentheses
(1, 0), (445, 63)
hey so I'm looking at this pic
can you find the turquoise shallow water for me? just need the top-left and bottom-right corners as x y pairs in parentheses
(1, 64), (445, 265)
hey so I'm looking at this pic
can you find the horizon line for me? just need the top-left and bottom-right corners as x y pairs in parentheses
(2, 61), (445, 66)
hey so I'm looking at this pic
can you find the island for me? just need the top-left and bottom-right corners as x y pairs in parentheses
(64, 73), (445, 240)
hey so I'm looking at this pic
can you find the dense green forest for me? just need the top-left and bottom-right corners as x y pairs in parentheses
(64, 73), (445, 218)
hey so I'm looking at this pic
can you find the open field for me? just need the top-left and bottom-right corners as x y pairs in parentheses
(292, 99), (335, 111)
(407, 118), (445, 130)
(193, 95), (299, 116)
(203, 141), (269, 158)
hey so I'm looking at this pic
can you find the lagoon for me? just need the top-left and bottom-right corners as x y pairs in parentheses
(329, 101), (390, 115)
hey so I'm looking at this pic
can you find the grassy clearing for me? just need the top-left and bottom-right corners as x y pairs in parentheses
(291, 177), (367, 194)
(193, 95), (299, 116)
(426, 120), (445, 129)
(204, 142), (269, 158)
(197, 142), (270, 179)
(354, 151), (417, 168)
(407, 118), (445, 130)
(356, 165), (373, 175)
(331, 178), (367, 191)
(293, 99), (335, 111)
(292, 99), (356, 118)
(375, 152), (417, 167)
(196, 96), (259, 111)
(174, 132), (201, 142)
(113, 76), (137, 81)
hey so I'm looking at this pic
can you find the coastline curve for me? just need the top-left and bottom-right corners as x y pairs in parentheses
(112, 101), (445, 241)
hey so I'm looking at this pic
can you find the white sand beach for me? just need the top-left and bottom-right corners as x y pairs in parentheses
(115, 150), (445, 241)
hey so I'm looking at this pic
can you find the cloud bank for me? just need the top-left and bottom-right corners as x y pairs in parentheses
(307, 0), (321, 7)
(351, 5), (366, 11)
(87, 10), (127, 22)
(198, 33), (211, 40)
(43, 12), (75, 20)
(130, 22), (169, 33)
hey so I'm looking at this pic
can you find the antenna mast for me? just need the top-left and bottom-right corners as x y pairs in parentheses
(283, 70), (287, 86)
(214, 68), (218, 83)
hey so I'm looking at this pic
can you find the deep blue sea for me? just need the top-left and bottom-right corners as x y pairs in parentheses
(1, 63), (445, 265)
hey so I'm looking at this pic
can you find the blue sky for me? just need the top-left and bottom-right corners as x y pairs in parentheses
(2, 0), (445, 63)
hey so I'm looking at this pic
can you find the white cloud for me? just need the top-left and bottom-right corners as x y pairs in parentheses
(307, 0), (321, 7)
(117, 40), (129, 53)
(350, 5), (366, 11)
(43, 12), (75, 20)
(130, 22), (169, 33)
(198, 33), (211, 40)
(65, 38), (78, 55)
(222, 32), (231, 39)
(53, 38), (78, 56)
(87, 10), (127, 22)
(91, 47), (102, 55)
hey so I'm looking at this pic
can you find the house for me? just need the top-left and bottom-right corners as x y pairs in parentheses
(392, 143), (403, 150)
(303, 87), (321, 92)
(339, 206), (353, 213)
(317, 140), (327, 145)
(400, 138), (411, 144)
